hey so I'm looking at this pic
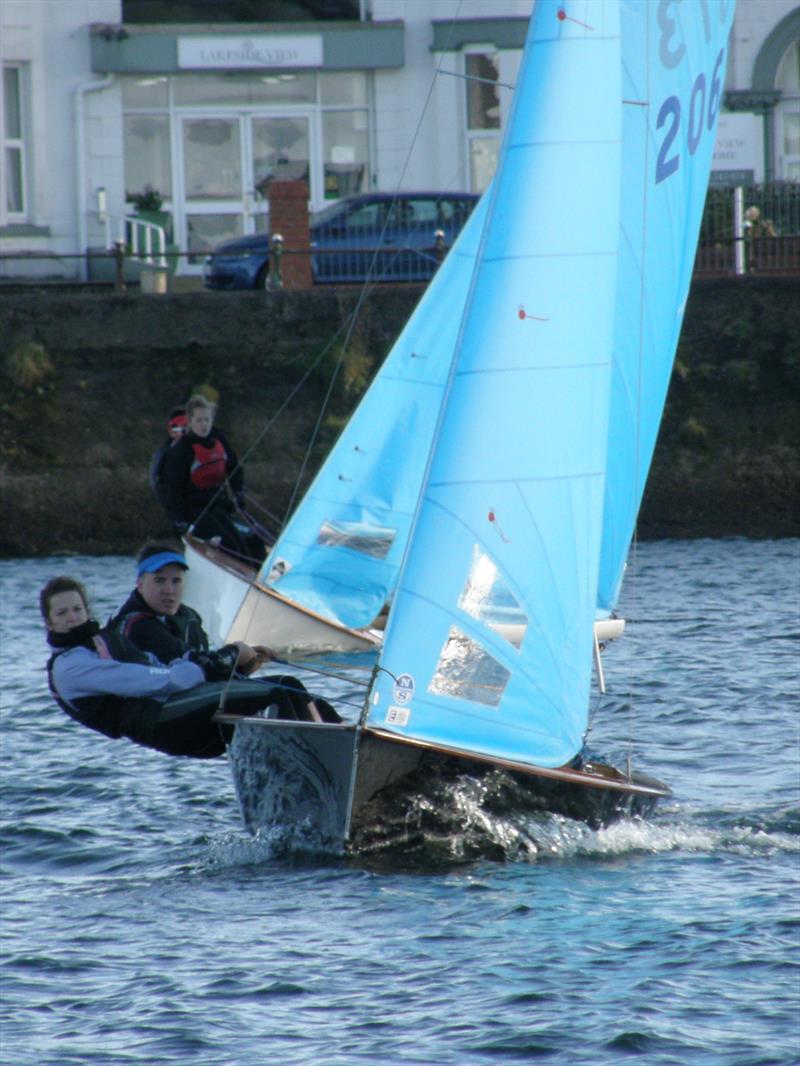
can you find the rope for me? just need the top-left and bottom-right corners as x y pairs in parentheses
(195, 2), (473, 541)
(192, 4), (475, 727)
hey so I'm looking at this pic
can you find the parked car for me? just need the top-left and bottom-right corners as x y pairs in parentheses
(202, 191), (479, 290)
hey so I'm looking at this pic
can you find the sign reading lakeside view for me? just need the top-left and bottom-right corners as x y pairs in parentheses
(177, 36), (323, 70)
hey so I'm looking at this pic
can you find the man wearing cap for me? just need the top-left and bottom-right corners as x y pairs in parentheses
(108, 541), (266, 678)
(108, 541), (341, 723)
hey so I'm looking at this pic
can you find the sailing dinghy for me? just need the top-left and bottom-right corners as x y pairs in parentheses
(219, 0), (734, 848)
(182, 192), (490, 655)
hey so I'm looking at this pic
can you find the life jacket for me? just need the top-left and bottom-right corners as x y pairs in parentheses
(46, 630), (152, 740)
(107, 596), (209, 662)
(45, 620), (230, 758)
(189, 437), (227, 491)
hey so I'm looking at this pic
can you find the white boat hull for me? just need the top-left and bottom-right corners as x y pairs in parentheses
(183, 537), (622, 661)
(182, 536), (381, 656)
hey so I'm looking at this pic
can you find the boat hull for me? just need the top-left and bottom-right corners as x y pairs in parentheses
(226, 717), (360, 852)
(183, 536), (620, 663)
(351, 729), (669, 835)
(223, 716), (670, 857)
(182, 536), (381, 655)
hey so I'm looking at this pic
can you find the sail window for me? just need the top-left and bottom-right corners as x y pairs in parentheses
(458, 547), (528, 649)
(429, 627), (510, 708)
(316, 520), (396, 559)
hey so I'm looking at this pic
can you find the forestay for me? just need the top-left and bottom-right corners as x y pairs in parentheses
(597, 0), (735, 612)
(260, 194), (489, 629)
(366, 0), (623, 769)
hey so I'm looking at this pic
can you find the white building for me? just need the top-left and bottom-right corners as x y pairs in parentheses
(1, 0), (798, 279)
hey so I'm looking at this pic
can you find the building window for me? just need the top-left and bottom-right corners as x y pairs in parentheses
(320, 71), (369, 199)
(322, 109), (368, 199)
(124, 114), (173, 201)
(172, 71), (316, 107)
(183, 117), (242, 200)
(121, 71), (370, 208)
(3, 65), (27, 218)
(464, 51), (500, 193)
(122, 77), (172, 204)
(776, 40), (800, 180)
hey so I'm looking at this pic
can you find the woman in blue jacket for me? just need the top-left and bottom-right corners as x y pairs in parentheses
(42, 575), (238, 756)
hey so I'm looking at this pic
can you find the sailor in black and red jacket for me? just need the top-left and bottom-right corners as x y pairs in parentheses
(161, 396), (244, 537)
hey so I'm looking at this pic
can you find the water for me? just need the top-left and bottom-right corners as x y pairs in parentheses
(1, 540), (798, 1065)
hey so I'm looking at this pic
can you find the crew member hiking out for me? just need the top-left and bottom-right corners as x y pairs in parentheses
(107, 541), (342, 725)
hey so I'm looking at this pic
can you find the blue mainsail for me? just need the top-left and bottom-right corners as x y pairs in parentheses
(597, 0), (735, 612)
(260, 193), (489, 629)
(366, 0), (623, 768)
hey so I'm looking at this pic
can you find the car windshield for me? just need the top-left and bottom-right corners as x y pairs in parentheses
(311, 201), (351, 226)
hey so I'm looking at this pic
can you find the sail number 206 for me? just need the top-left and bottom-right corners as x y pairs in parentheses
(653, 0), (730, 185)
(655, 47), (725, 184)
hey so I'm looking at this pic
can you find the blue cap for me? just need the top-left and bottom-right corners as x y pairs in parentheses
(137, 551), (189, 576)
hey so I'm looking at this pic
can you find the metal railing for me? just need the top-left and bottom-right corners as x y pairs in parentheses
(695, 181), (800, 276)
(2, 183), (799, 287)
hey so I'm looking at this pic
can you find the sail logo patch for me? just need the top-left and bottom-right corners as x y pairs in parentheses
(392, 673), (415, 705)
(386, 706), (410, 727)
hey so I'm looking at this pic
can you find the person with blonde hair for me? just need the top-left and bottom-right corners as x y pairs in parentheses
(161, 394), (264, 561)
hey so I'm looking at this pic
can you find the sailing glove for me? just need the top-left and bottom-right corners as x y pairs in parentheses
(189, 644), (240, 682)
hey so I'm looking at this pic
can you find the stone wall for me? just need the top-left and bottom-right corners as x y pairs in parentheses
(1, 276), (798, 557)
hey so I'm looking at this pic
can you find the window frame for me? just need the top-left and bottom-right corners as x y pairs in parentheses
(2, 63), (29, 222)
(462, 47), (502, 194)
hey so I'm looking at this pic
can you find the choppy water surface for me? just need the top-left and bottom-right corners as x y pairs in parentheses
(1, 540), (798, 1065)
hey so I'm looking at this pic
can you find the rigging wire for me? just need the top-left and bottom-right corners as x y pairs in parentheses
(184, 304), (365, 540)
(277, 3), (470, 531)
(267, 656), (373, 688)
(194, 3), (500, 726)
(197, 3), (473, 652)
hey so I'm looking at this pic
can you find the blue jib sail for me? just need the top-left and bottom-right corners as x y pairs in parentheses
(597, 0), (736, 612)
(366, 0), (623, 768)
(259, 192), (489, 629)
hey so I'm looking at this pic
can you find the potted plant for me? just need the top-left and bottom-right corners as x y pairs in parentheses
(131, 185), (163, 212)
(130, 185), (172, 240)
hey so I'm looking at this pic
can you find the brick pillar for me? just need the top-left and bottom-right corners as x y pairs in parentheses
(267, 180), (312, 289)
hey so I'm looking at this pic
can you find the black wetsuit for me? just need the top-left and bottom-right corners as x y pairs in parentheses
(148, 437), (175, 510)
(46, 620), (232, 757)
(107, 591), (341, 723)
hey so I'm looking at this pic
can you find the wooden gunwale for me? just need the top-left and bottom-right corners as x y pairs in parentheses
(362, 726), (671, 798)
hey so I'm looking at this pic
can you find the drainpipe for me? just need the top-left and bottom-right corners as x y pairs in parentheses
(75, 75), (114, 280)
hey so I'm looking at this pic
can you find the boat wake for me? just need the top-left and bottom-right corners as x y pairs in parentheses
(346, 769), (799, 870)
(202, 767), (798, 872)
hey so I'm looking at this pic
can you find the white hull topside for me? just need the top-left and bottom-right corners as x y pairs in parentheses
(183, 536), (625, 659)
(182, 536), (381, 656)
